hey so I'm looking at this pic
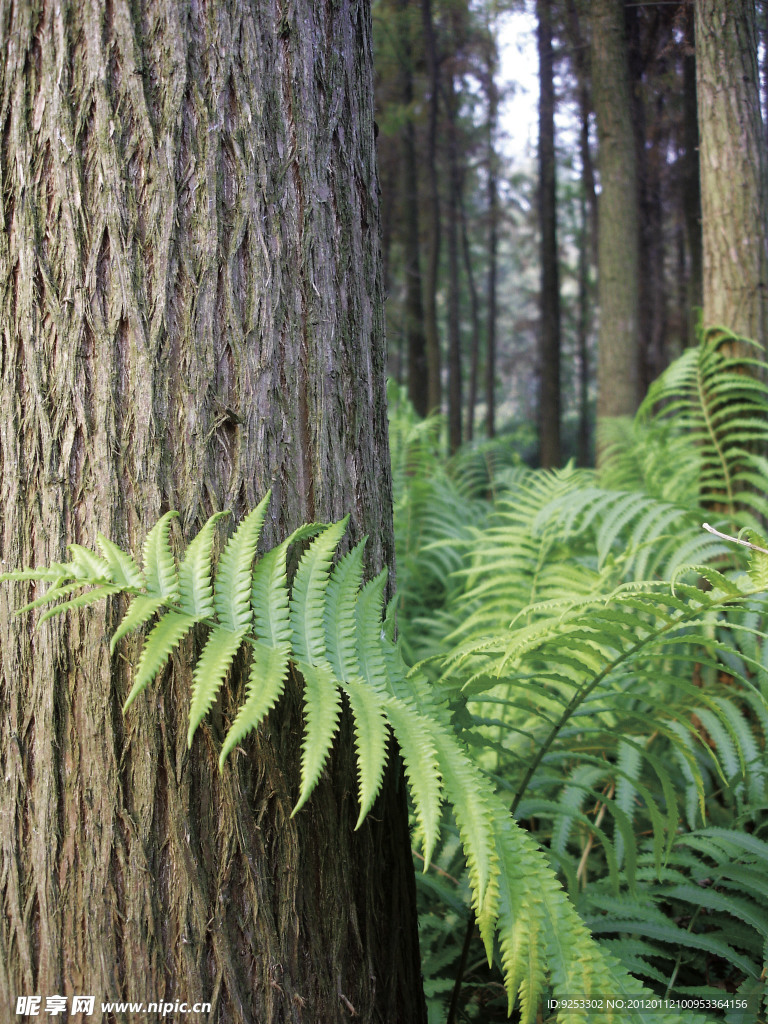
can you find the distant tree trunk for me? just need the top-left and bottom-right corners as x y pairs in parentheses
(577, 187), (592, 466)
(696, 0), (768, 352)
(397, 0), (429, 415)
(445, 73), (463, 454)
(486, 81), (499, 440)
(564, 0), (598, 267)
(537, 0), (561, 468)
(461, 192), (481, 443)
(422, 0), (443, 414)
(682, 8), (703, 341)
(591, 0), (641, 432)
(0, 2), (426, 1021)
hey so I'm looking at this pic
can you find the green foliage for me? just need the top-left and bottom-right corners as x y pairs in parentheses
(387, 329), (768, 1022)
(6, 492), (733, 1024)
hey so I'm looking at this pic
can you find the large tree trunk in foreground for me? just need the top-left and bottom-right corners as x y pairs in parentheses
(0, 1), (425, 1021)
(696, 0), (768, 352)
(591, 0), (641, 430)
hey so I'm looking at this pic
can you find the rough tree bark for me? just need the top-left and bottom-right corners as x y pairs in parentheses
(0, 1), (425, 1021)
(591, 0), (641, 430)
(696, 0), (768, 350)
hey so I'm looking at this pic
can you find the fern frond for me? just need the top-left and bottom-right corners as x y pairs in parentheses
(219, 640), (293, 768)
(324, 540), (366, 681)
(341, 677), (390, 828)
(177, 511), (230, 618)
(38, 584), (124, 623)
(382, 693), (442, 864)
(67, 543), (111, 582)
(142, 510), (180, 599)
(290, 518), (350, 665)
(96, 534), (144, 589)
(213, 494), (270, 633)
(292, 659), (342, 816)
(124, 610), (197, 711)
(251, 523), (322, 646)
(110, 594), (166, 654)
(187, 626), (248, 746)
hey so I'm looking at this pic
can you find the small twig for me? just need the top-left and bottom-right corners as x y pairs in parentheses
(702, 523), (768, 557)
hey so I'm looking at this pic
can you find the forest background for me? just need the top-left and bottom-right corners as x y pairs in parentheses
(375, 0), (768, 1019)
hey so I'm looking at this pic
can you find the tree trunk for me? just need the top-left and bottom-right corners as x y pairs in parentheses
(591, 0), (641, 436)
(682, 7), (703, 343)
(445, 72), (463, 454)
(696, 0), (768, 350)
(486, 79), (499, 440)
(0, 2), (425, 1022)
(461, 187), (481, 443)
(397, 0), (429, 416)
(537, 0), (561, 468)
(421, 0), (442, 416)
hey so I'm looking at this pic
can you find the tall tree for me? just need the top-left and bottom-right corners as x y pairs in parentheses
(537, 0), (561, 467)
(422, 0), (443, 414)
(0, 1), (426, 1020)
(591, 0), (641, 431)
(445, 70), (464, 453)
(397, 0), (429, 415)
(485, 43), (499, 440)
(696, 0), (768, 350)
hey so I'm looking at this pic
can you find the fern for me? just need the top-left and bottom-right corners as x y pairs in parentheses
(5, 489), (741, 1023)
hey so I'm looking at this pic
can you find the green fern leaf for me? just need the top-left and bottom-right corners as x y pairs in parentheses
(67, 544), (111, 582)
(16, 580), (93, 615)
(354, 570), (390, 694)
(110, 594), (166, 654)
(324, 540), (366, 681)
(290, 518), (350, 664)
(124, 610), (197, 711)
(96, 534), (144, 589)
(142, 510), (180, 599)
(251, 522), (322, 646)
(218, 640), (292, 768)
(38, 584), (124, 623)
(187, 626), (248, 746)
(382, 694), (442, 864)
(178, 511), (230, 619)
(341, 676), (389, 828)
(292, 659), (342, 816)
(214, 493), (271, 633)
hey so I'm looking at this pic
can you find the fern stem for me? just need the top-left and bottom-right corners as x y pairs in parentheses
(702, 522), (768, 556)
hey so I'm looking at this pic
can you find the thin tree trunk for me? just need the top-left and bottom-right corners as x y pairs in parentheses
(461, 191), (481, 443)
(422, 0), (442, 415)
(591, 0), (641, 433)
(445, 73), (463, 454)
(564, 0), (598, 268)
(537, 0), (561, 468)
(577, 188), (592, 466)
(397, 0), (429, 416)
(0, 2), (425, 1020)
(486, 80), (499, 440)
(682, 7), (703, 341)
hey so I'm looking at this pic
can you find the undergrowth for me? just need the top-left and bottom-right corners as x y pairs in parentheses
(390, 329), (768, 1023)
